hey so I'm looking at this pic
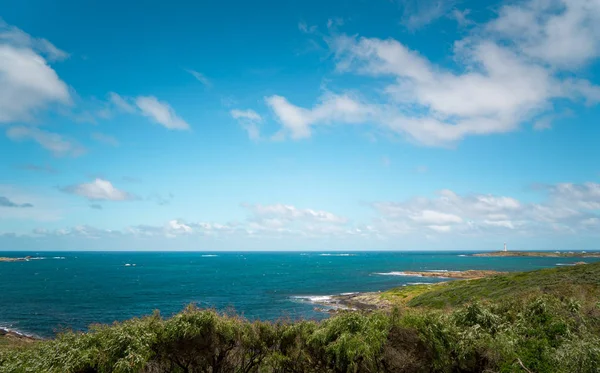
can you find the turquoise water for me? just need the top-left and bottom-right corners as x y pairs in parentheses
(1, 251), (598, 338)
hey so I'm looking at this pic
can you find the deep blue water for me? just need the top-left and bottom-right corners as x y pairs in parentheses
(1, 251), (598, 338)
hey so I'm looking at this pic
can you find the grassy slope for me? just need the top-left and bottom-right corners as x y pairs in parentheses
(382, 261), (600, 309)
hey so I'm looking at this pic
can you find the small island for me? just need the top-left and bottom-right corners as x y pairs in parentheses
(472, 251), (600, 258)
(0, 256), (31, 262)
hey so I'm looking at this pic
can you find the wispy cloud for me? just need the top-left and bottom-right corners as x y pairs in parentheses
(6, 126), (85, 157)
(0, 19), (69, 61)
(61, 178), (137, 201)
(230, 109), (263, 140)
(108, 92), (135, 113)
(396, 0), (457, 30)
(185, 69), (212, 87)
(135, 96), (190, 130)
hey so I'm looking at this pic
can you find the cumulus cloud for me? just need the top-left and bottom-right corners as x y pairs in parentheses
(9, 182), (600, 243)
(259, 0), (600, 146)
(61, 178), (136, 201)
(371, 183), (600, 235)
(0, 196), (33, 208)
(0, 38), (70, 123)
(230, 109), (263, 140)
(135, 96), (190, 130)
(6, 126), (85, 157)
(186, 69), (212, 87)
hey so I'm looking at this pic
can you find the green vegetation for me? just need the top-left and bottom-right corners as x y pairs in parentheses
(383, 261), (600, 309)
(2, 263), (600, 373)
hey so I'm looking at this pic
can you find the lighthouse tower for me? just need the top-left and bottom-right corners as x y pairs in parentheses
(504, 242), (507, 252)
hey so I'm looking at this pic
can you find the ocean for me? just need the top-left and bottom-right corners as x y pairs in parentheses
(1, 251), (597, 338)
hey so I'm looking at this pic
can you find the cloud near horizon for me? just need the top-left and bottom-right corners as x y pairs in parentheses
(12, 182), (600, 243)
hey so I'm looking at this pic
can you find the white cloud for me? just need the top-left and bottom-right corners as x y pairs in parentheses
(185, 69), (212, 87)
(397, 0), (457, 30)
(0, 45), (70, 123)
(61, 179), (136, 201)
(245, 203), (348, 224)
(266, 93), (375, 140)
(0, 20), (69, 61)
(108, 92), (135, 113)
(230, 109), (262, 140)
(255, 0), (600, 146)
(7, 182), (600, 243)
(372, 183), (600, 236)
(487, 0), (600, 69)
(135, 96), (190, 130)
(6, 126), (84, 157)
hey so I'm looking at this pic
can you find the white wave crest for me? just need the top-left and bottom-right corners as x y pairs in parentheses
(201, 255), (218, 257)
(374, 271), (420, 276)
(319, 253), (355, 257)
(290, 295), (333, 303)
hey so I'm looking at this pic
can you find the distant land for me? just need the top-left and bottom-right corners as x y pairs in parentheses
(472, 250), (600, 258)
(0, 256), (31, 262)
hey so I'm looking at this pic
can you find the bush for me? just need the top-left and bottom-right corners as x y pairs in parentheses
(1, 296), (599, 373)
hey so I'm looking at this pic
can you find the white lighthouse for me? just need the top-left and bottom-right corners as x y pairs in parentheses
(504, 242), (507, 252)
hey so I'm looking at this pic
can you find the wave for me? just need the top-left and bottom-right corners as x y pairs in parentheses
(556, 263), (576, 266)
(124, 263), (136, 267)
(201, 255), (218, 257)
(374, 271), (420, 277)
(0, 325), (37, 339)
(290, 295), (333, 303)
(457, 254), (467, 257)
(28, 257), (47, 260)
(424, 269), (450, 272)
(319, 253), (355, 257)
(407, 282), (432, 285)
(52, 257), (66, 260)
(340, 292), (358, 296)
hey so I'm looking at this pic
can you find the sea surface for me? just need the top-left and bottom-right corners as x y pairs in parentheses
(1, 251), (598, 338)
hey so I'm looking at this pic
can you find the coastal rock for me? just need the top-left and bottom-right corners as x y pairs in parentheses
(398, 270), (504, 279)
(0, 257), (29, 262)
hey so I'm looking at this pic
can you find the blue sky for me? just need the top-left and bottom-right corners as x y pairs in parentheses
(1, 0), (599, 251)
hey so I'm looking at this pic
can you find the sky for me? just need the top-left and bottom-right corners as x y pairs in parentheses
(0, 0), (599, 251)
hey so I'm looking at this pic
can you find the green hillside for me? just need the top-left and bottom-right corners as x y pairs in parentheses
(383, 261), (600, 309)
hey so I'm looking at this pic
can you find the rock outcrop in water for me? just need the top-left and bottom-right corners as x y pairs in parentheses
(0, 256), (31, 262)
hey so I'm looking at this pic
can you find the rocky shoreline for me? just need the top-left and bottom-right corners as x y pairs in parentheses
(472, 251), (600, 258)
(310, 269), (505, 312)
(0, 327), (39, 347)
(393, 269), (505, 279)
